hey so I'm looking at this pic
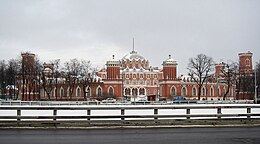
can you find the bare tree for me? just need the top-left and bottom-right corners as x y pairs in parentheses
(0, 60), (7, 97)
(6, 59), (20, 99)
(64, 59), (81, 100)
(188, 54), (214, 100)
(51, 59), (60, 101)
(79, 60), (92, 100)
(41, 63), (53, 100)
(221, 61), (239, 100)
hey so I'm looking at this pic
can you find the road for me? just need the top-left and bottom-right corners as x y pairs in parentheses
(0, 127), (260, 144)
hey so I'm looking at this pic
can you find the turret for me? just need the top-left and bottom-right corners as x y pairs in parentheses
(162, 54), (177, 80)
(239, 51), (253, 74)
(106, 55), (121, 80)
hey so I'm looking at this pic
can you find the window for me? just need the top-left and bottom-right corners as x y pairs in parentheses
(202, 87), (206, 96)
(147, 89), (150, 95)
(125, 88), (130, 95)
(154, 90), (157, 95)
(246, 59), (250, 66)
(76, 87), (81, 97)
(87, 87), (91, 96)
(132, 79), (137, 85)
(53, 88), (56, 97)
(140, 74), (143, 78)
(182, 87), (187, 96)
(192, 87), (196, 96)
(108, 87), (114, 97)
(154, 80), (158, 85)
(218, 88), (221, 96)
(132, 88), (138, 96)
(146, 80), (151, 86)
(67, 87), (70, 97)
(210, 88), (214, 96)
(139, 88), (145, 95)
(60, 87), (64, 97)
(139, 79), (144, 85)
(147, 74), (150, 78)
(126, 74), (129, 78)
(171, 87), (176, 96)
(97, 87), (102, 96)
(133, 74), (136, 78)
(125, 80), (130, 85)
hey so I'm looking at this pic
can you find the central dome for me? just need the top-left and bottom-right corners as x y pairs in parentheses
(122, 51), (146, 60)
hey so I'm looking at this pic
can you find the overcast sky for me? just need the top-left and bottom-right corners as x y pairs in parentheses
(0, 0), (259, 75)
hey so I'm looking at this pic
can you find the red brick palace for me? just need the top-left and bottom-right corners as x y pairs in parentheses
(17, 50), (254, 101)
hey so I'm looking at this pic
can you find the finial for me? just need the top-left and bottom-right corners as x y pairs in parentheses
(112, 55), (115, 59)
(133, 37), (135, 52)
(169, 54), (171, 59)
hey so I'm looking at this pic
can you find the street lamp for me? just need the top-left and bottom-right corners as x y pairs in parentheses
(255, 63), (257, 104)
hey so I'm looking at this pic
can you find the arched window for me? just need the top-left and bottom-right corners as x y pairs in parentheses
(218, 88), (221, 96)
(76, 87), (81, 97)
(125, 88), (130, 95)
(108, 87), (114, 97)
(139, 88), (145, 95)
(154, 89), (157, 95)
(139, 79), (144, 85)
(132, 88), (138, 96)
(171, 86), (176, 97)
(146, 80), (150, 86)
(67, 87), (70, 97)
(246, 59), (250, 66)
(60, 87), (64, 97)
(192, 87), (197, 96)
(87, 87), (91, 96)
(96, 87), (102, 97)
(153, 80), (158, 86)
(202, 87), (206, 96)
(210, 87), (214, 96)
(132, 79), (137, 85)
(53, 88), (56, 97)
(182, 87), (187, 96)
(147, 89), (150, 95)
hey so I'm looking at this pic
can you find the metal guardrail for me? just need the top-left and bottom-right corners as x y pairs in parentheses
(0, 105), (260, 122)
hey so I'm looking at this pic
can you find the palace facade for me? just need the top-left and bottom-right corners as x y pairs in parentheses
(17, 50), (253, 101)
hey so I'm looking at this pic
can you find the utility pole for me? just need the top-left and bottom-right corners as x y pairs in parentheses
(255, 63), (257, 103)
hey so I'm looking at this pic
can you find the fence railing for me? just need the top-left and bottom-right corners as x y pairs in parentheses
(0, 105), (260, 123)
(0, 100), (255, 106)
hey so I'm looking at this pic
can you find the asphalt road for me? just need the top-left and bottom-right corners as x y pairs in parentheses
(0, 127), (260, 144)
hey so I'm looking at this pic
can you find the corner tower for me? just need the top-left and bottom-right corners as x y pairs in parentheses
(239, 51), (253, 74)
(162, 55), (178, 80)
(106, 55), (121, 80)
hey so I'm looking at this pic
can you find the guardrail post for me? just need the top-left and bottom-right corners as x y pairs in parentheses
(217, 107), (221, 119)
(87, 109), (91, 121)
(121, 109), (125, 121)
(17, 109), (21, 122)
(247, 107), (251, 120)
(186, 108), (190, 119)
(53, 109), (57, 121)
(154, 108), (158, 122)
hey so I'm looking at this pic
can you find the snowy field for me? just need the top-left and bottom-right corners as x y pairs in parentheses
(0, 104), (260, 121)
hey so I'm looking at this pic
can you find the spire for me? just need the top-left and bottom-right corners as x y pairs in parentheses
(132, 37), (135, 52)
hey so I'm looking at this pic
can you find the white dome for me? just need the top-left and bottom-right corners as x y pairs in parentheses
(122, 51), (146, 61)
(162, 55), (177, 65)
(106, 55), (120, 65)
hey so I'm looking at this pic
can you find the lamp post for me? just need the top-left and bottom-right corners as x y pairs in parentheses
(255, 63), (257, 104)
(121, 68), (124, 101)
